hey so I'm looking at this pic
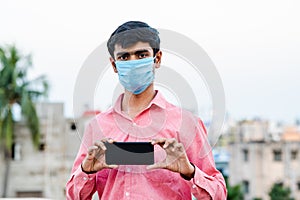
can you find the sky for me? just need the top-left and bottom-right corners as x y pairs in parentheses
(0, 0), (299, 124)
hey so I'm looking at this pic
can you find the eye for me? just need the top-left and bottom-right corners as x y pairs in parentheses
(117, 54), (128, 61)
(138, 53), (149, 59)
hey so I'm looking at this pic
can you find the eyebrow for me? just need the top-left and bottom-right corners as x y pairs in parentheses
(116, 49), (152, 57)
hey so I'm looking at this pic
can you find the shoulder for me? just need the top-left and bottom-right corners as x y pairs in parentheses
(165, 100), (200, 124)
(84, 107), (114, 128)
(82, 108), (115, 140)
(163, 98), (207, 131)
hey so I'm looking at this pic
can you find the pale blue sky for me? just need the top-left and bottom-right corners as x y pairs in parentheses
(1, 0), (299, 124)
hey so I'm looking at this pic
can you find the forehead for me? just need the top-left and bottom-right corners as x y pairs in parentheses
(113, 41), (152, 55)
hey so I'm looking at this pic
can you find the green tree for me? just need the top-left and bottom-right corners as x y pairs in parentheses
(268, 183), (294, 200)
(0, 44), (48, 197)
(226, 178), (244, 200)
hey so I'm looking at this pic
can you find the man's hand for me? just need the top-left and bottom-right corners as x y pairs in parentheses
(147, 138), (195, 179)
(81, 138), (118, 173)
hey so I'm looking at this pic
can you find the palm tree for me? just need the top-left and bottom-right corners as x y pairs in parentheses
(0, 44), (48, 197)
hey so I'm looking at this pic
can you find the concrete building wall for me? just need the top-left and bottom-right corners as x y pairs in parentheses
(237, 120), (269, 142)
(229, 141), (300, 200)
(0, 102), (92, 199)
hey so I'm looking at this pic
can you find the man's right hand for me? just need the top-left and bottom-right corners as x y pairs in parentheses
(81, 138), (118, 173)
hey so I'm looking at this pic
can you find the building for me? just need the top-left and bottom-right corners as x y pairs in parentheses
(0, 102), (94, 199)
(229, 120), (300, 200)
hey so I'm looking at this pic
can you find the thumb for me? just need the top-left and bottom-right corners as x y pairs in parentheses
(106, 164), (118, 169)
(146, 162), (166, 170)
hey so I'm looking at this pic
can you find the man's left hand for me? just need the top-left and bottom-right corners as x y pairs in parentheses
(147, 138), (195, 179)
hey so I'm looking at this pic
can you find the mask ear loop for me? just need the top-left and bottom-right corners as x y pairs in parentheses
(153, 56), (157, 63)
(153, 56), (159, 74)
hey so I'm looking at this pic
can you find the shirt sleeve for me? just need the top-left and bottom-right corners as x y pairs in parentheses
(179, 115), (227, 200)
(189, 165), (226, 199)
(66, 121), (105, 200)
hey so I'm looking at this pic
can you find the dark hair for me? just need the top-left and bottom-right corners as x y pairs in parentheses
(107, 21), (160, 59)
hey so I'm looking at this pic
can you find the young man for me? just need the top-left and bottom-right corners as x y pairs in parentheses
(66, 21), (227, 199)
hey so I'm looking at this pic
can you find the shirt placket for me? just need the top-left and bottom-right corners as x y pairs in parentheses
(123, 168), (132, 199)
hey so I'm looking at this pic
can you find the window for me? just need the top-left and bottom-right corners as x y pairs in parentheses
(291, 150), (298, 160)
(273, 150), (282, 161)
(70, 122), (77, 131)
(16, 191), (43, 197)
(11, 143), (21, 161)
(242, 180), (250, 194)
(243, 149), (249, 162)
(39, 143), (46, 151)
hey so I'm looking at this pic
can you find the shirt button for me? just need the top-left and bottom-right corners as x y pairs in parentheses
(192, 184), (197, 188)
(125, 192), (130, 196)
(133, 122), (137, 126)
(83, 177), (87, 181)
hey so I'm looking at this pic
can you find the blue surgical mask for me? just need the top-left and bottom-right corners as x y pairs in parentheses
(115, 57), (155, 94)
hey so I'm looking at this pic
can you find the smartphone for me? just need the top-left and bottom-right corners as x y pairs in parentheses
(105, 142), (154, 165)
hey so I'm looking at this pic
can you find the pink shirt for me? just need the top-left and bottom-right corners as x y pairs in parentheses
(66, 91), (227, 200)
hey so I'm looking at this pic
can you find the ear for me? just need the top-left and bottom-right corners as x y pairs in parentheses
(109, 57), (118, 73)
(154, 51), (162, 69)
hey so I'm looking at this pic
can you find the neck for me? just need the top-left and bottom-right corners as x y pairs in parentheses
(122, 84), (156, 118)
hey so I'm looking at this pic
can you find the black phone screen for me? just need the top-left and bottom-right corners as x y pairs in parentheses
(105, 142), (154, 165)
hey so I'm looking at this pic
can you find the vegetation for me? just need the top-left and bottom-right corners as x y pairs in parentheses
(226, 178), (244, 200)
(269, 183), (294, 200)
(0, 44), (48, 197)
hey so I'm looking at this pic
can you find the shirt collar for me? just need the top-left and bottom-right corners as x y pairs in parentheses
(150, 90), (167, 109)
(113, 90), (167, 115)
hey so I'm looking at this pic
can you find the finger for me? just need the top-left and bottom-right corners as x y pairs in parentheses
(86, 146), (99, 160)
(94, 140), (103, 147)
(94, 141), (107, 151)
(146, 162), (166, 170)
(101, 138), (108, 143)
(107, 138), (114, 143)
(169, 143), (182, 153)
(87, 145), (98, 155)
(100, 138), (115, 144)
(163, 138), (176, 149)
(151, 138), (167, 146)
(105, 164), (118, 169)
(175, 143), (184, 152)
(98, 142), (107, 151)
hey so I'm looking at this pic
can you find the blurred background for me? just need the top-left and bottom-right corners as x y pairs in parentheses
(0, 0), (299, 199)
